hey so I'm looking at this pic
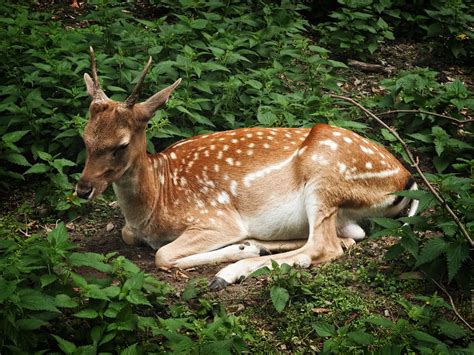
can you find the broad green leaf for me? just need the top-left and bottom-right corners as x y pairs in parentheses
(37, 151), (53, 161)
(52, 334), (77, 354)
(4, 153), (30, 166)
(40, 274), (58, 288)
(55, 294), (79, 308)
(366, 316), (394, 328)
(270, 286), (289, 313)
(19, 289), (59, 312)
(69, 252), (112, 273)
(246, 79), (263, 90)
(126, 289), (152, 306)
(410, 330), (442, 344)
(190, 19), (208, 29)
(24, 163), (50, 174)
(120, 343), (139, 355)
(47, 223), (71, 250)
(371, 217), (401, 229)
(435, 319), (467, 339)
(313, 322), (335, 337)
(347, 330), (374, 345)
(17, 317), (48, 330)
(2, 130), (29, 143)
(74, 309), (99, 319)
(415, 238), (447, 267)
(446, 242), (469, 282)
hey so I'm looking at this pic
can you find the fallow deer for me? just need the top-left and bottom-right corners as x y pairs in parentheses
(76, 48), (419, 289)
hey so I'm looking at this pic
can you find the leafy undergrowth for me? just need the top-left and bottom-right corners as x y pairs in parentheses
(1, 195), (473, 353)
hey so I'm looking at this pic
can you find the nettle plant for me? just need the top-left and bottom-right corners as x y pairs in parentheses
(315, 0), (397, 57)
(0, 223), (249, 353)
(0, 1), (344, 212)
(315, 294), (472, 354)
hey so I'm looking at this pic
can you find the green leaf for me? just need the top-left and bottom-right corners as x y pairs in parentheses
(313, 322), (335, 337)
(415, 238), (447, 267)
(126, 289), (152, 306)
(55, 294), (79, 308)
(120, 343), (139, 355)
(40, 274), (58, 288)
(69, 252), (112, 273)
(52, 334), (77, 354)
(246, 79), (263, 90)
(17, 317), (48, 330)
(20, 289), (59, 312)
(270, 286), (289, 313)
(410, 330), (441, 344)
(74, 309), (99, 319)
(2, 130), (29, 143)
(381, 129), (397, 142)
(37, 151), (53, 162)
(47, 223), (72, 250)
(347, 330), (374, 345)
(4, 153), (31, 166)
(24, 163), (50, 174)
(435, 319), (467, 339)
(371, 217), (401, 229)
(366, 316), (394, 328)
(190, 19), (208, 29)
(446, 242), (469, 282)
(52, 158), (76, 172)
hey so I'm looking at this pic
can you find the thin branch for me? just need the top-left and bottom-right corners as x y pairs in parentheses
(430, 277), (474, 331)
(330, 94), (473, 247)
(366, 109), (474, 125)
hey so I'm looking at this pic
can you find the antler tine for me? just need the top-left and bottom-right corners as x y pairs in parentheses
(126, 56), (153, 107)
(89, 46), (101, 90)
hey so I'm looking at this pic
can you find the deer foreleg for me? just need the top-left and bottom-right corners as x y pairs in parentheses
(154, 229), (274, 269)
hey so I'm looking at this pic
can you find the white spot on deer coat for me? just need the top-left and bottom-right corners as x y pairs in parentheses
(343, 137), (352, 144)
(365, 162), (373, 169)
(243, 151), (298, 187)
(230, 180), (238, 196)
(225, 157), (234, 166)
(360, 146), (375, 154)
(217, 191), (230, 204)
(347, 168), (400, 180)
(337, 162), (347, 173)
(320, 139), (338, 151)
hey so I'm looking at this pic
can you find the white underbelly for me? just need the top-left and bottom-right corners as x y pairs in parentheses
(242, 190), (309, 240)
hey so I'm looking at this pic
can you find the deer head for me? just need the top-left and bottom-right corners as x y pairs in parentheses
(75, 47), (181, 200)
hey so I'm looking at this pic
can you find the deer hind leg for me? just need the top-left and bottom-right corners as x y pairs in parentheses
(210, 205), (343, 289)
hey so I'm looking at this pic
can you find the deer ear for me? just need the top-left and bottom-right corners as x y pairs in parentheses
(135, 78), (182, 120)
(84, 73), (95, 97)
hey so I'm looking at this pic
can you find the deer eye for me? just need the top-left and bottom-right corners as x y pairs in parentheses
(112, 143), (129, 157)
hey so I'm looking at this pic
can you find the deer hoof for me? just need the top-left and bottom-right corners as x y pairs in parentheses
(259, 247), (271, 256)
(208, 277), (229, 291)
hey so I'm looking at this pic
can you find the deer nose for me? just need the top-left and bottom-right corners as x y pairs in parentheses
(75, 180), (94, 199)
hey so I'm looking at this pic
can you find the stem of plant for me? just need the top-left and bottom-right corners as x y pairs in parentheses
(330, 94), (473, 248)
(363, 109), (474, 125)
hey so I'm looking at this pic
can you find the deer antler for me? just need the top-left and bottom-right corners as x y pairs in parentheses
(89, 47), (108, 101)
(126, 56), (153, 107)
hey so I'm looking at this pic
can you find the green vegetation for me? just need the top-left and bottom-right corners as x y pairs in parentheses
(0, 0), (472, 352)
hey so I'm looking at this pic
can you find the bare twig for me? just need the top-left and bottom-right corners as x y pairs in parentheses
(330, 94), (473, 247)
(365, 109), (474, 125)
(347, 59), (390, 73)
(429, 277), (474, 331)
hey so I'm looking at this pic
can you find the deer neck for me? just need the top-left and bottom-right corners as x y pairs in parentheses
(112, 148), (163, 230)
